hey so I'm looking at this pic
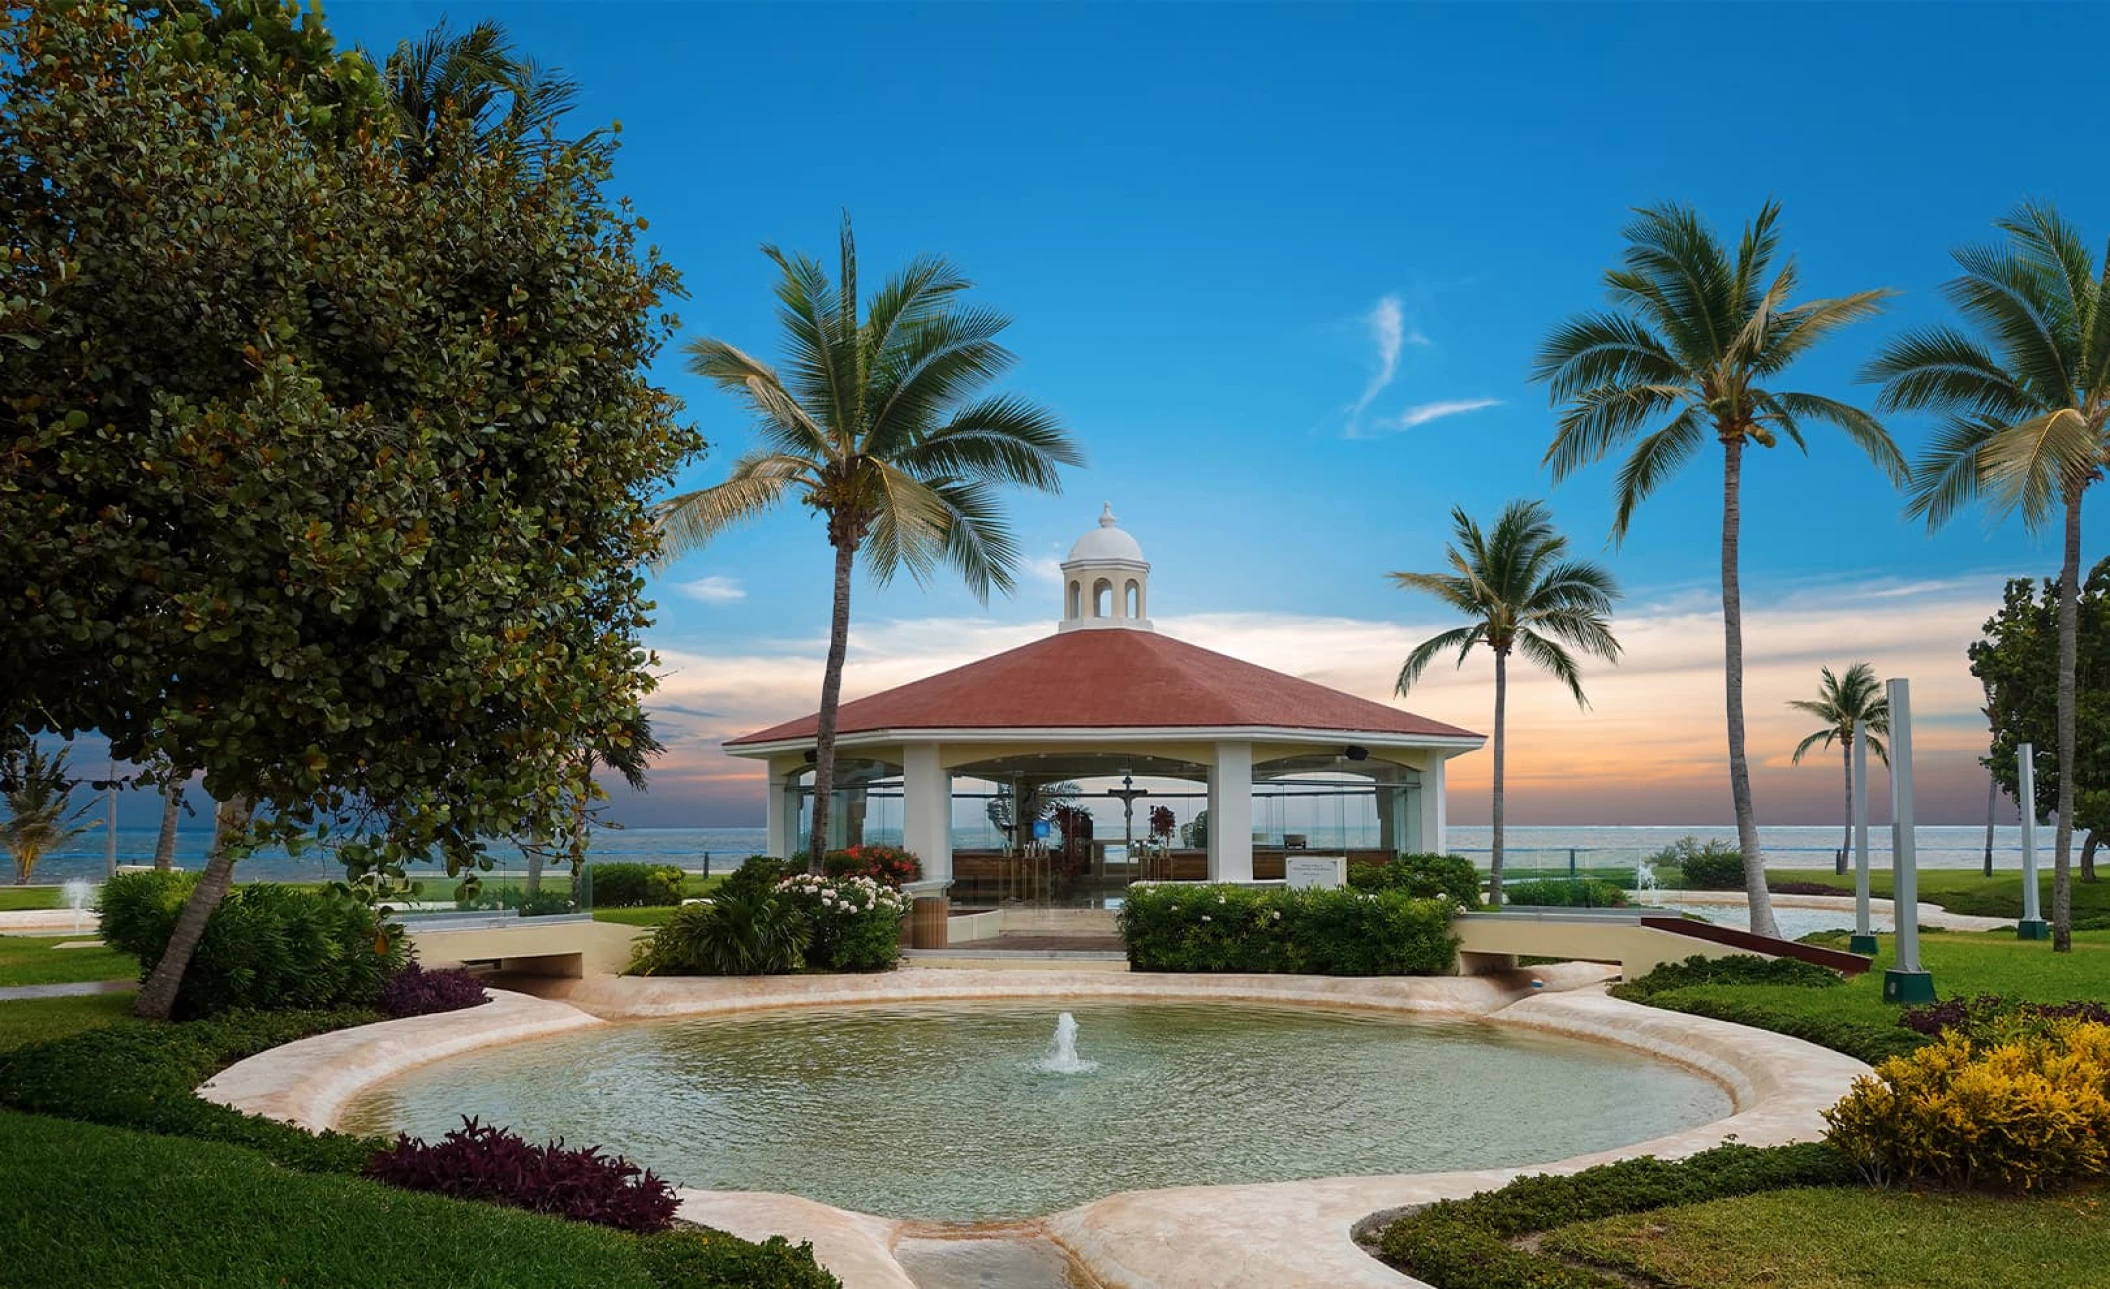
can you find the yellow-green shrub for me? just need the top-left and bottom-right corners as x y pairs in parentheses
(1823, 1021), (2110, 1192)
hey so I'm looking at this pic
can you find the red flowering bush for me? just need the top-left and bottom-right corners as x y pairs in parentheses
(821, 844), (921, 887)
(366, 1116), (678, 1233)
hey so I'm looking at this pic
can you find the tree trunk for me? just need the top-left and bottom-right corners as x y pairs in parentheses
(2051, 487), (2082, 951)
(1983, 773), (1996, 878)
(808, 537), (857, 873)
(1720, 436), (1780, 937)
(154, 782), (182, 872)
(133, 795), (250, 1020)
(1489, 648), (1507, 910)
(2081, 831), (2098, 884)
(1839, 743), (1853, 876)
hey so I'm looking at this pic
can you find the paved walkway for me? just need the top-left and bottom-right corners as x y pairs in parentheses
(0, 979), (134, 1001)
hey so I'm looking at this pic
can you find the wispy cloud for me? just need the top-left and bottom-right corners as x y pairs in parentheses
(673, 575), (746, 604)
(1384, 397), (1503, 432)
(1346, 295), (1409, 431)
(1021, 555), (1066, 586)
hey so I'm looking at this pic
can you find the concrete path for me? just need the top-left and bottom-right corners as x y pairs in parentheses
(0, 979), (134, 1001)
(1645, 888), (2015, 932)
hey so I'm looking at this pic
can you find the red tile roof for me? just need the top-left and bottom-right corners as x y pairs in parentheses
(725, 628), (1481, 747)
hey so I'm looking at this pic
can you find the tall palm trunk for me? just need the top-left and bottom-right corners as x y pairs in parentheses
(134, 795), (250, 1020)
(1839, 743), (1853, 875)
(1489, 648), (1508, 910)
(2051, 486), (2081, 951)
(153, 782), (181, 871)
(1720, 436), (1780, 938)
(807, 536), (856, 873)
(1983, 775), (1996, 878)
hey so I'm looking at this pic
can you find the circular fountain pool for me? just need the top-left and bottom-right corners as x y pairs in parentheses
(340, 999), (1731, 1221)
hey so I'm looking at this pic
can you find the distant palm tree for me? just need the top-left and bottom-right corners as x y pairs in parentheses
(655, 216), (1084, 868)
(1, 743), (100, 885)
(1392, 500), (1621, 909)
(1533, 200), (1903, 937)
(373, 18), (584, 180)
(1868, 202), (2110, 953)
(1788, 663), (1890, 871)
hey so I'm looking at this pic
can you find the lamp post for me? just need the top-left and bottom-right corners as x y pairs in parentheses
(1849, 718), (1877, 956)
(1882, 678), (1936, 1004)
(2016, 742), (2049, 940)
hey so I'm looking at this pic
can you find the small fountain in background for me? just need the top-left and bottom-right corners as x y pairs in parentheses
(61, 878), (94, 934)
(1631, 860), (1659, 898)
(1032, 1012), (1099, 1075)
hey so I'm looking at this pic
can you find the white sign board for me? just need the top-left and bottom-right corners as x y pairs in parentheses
(1284, 855), (1346, 890)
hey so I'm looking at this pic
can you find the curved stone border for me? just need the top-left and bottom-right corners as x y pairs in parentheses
(200, 968), (1868, 1289)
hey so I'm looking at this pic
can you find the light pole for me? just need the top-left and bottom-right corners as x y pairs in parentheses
(1849, 718), (1877, 956)
(2016, 742), (2049, 940)
(1882, 678), (1935, 1004)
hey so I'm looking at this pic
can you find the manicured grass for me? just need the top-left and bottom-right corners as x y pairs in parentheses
(1772, 866), (2110, 923)
(0, 994), (136, 1051)
(595, 906), (680, 928)
(0, 1109), (663, 1289)
(1541, 1185), (2110, 1287)
(0, 935), (137, 987)
(1622, 929), (2110, 1064)
(0, 887), (63, 911)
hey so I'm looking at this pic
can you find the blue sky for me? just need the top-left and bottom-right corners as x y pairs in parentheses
(157, 2), (2110, 827)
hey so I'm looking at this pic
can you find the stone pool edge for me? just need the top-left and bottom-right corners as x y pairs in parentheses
(196, 967), (1868, 1289)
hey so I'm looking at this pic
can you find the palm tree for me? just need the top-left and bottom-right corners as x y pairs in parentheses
(1787, 663), (1890, 872)
(1392, 500), (1622, 909)
(1532, 200), (1903, 938)
(656, 216), (1084, 868)
(1, 743), (100, 885)
(372, 18), (584, 180)
(1868, 202), (2110, 953)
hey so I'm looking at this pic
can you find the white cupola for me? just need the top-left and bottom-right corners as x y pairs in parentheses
(1059, 503), (1152, 632)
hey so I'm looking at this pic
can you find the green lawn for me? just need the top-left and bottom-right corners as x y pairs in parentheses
(0, 1109), (664, 1289)
(0, 887), (62, 911)
(1772, 866), (2110, 923)
(0, 935), (137, 988)
(1542, 1185), (2109, 1288)
(0, 994), (136, 1051)
(1626, 928), (2110, 1064)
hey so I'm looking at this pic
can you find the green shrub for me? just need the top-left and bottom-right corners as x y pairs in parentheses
(1500, 878), (1630, 908)
(0, 1007), (386, 1173)
(1119, 884), (1457, 975)
(1611, 953), (1842, 999)
(1824, 1023), (2110, 1193)
(631, 886), (810, 976)
(1652, 836), (1745, 889)
(638, 1228), (842, 1289)
(1346, 853), (1482, 909)
(1631, 990), (1926, 1065)
(1376, 1142), (1852, 1289)
(588, 863), (687, 908)
(99, 873), (406, 1018)
(775, 874), (908, 972)
(722, 855), (795, 898)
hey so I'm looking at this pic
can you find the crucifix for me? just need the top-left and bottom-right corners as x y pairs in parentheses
(1105, 771), (1150, 879)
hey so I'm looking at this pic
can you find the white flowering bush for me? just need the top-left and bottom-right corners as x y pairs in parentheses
(776, 874), (909, 972)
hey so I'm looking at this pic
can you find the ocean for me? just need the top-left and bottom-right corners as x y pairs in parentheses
(17, 822), (2047, 885)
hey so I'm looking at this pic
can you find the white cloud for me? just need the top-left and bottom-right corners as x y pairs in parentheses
(1385, 397), (1503, 432)
(673, 575), (746, 604)
(1021, 555), (1066, 586)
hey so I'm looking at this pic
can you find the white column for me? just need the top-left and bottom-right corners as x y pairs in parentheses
(765, 759), (800, 858)
(903, 743), (953, 886)
(1208, 740), (1254, 883)
(1888, 678), (1924, 975)
(2019, 742), (2043, 925)
(1420, 757), (1448, 854)
(1852, 720), (1872, 940)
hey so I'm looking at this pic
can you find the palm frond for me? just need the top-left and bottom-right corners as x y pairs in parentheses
(1395, 626), (1479, 696)
(652, 454), (808, 565)
(1766, 392), (1907, 484)
(1905, 414), (2003, 528)
(1866, 325), (2040, 420)
(1515, 630), (1589, 708)
(1789, 729), (1833, 764)
(1980, 407), (2097, 530)
(1529, 313), (1683, 401)
(1609, 407), (1705, 540)
(893, 395), (1084, 490)
(1542, 383), (1691, 482)
(858, 462), (954, 589)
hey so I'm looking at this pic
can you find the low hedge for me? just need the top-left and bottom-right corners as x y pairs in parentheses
(1649, 836), (1745, 890)
(1375, 1142), (1853, 1289)
(1499, 877), (1629, 908)
(589, 863), (688, 908)
(1622, 989), (1926, 1065)
(1346, 853), (1482, 909)
(1119, 884), (1457, 975)
(1610, 953), (1842, 999)
(0, 1007), (389, 1172)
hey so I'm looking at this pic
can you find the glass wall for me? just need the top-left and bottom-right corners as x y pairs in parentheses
(1251, 755), (1421, 852)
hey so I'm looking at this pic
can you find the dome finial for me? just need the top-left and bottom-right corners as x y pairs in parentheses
(1099, 502), (1117, 528)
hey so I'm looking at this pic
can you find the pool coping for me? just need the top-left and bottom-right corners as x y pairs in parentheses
(198, 966), (1870, 1289)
